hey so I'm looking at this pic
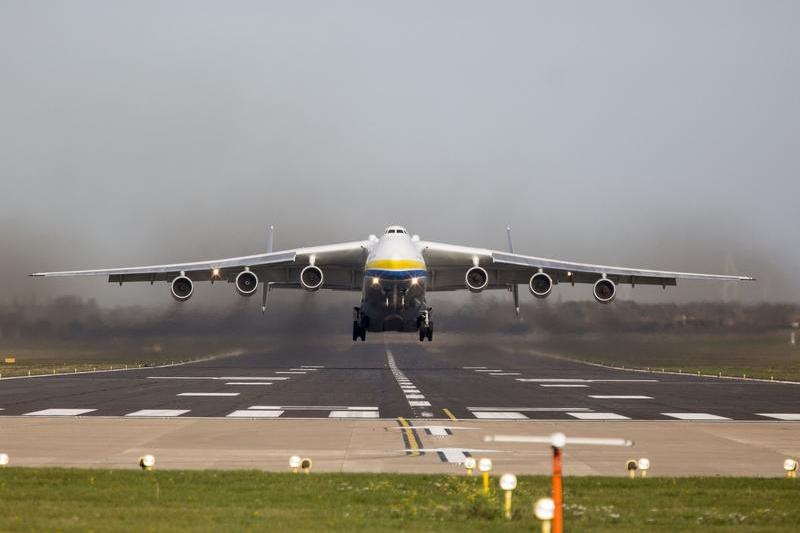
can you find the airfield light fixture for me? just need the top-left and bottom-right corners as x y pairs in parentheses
(0, 453), (8, 467)
(499, 473), (518, 519)
(289, 455), (302, 474)
(478, 457), (493, 495)
(534, 497), (556, 533)
(139, 454), (155, 471)
(300, 457), (312, 474)
(626, 459), (638, 479)
(783, 458), (798, 479)
(638, 458), (650, 478)
(464, 457), (476, 476)
(550, 432), (567, 449)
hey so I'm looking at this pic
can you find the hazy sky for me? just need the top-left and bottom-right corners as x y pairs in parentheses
(1, 1), (798, 308)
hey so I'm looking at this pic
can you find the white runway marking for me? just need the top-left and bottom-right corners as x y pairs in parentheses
(300, 365), (324, 368)
(177, 392), (239, 397)
(426, 426), (450, 436)
(661, 413), (731, 420)
(149, 376), (290, 381)
(24, 408), (96, 416)
(387, 346), (432, 414)
(540, 384), (589, 388)
(489, 372), (521, 376)
(409, 400), (432, 407)
(518, 378), (659, 383)
(405, 394), (426, 400)
(756, 413), (800, 421)
(474, 369), (503, 373)
(328, 410), (379, 418)
(291, 368), (316, 371)
(276, 371), (306, 374)
(125, 409), (190, 417)
(463, 366), (486, 369)
(227, 410), (283, 418)
(589, 395), (653, 400)
(469, 407), (591, 412)
(249, 406), (378, 411)
(473, 412), (528, 419)
(568, 412), (630, 420)
(225, 382), (273, 386)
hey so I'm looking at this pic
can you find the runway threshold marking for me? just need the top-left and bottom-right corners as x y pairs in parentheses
(397, 417), (422, 456)
(125, 409), (190, 417)
(227, 410), (284, 418)
(567, 412), (631, 420)
(442, 408), (457, 421)
(23, 408), (97, 416)
(329, 411), (379, 418)
(661, 413), (731, 420)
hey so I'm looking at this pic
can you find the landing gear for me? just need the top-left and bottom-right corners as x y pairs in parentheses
(352, 307), (366, 342)
(417, 308), (433, 342)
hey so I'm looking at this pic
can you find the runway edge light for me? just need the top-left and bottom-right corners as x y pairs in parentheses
(0, 453), (8, 467)
(626, 459), (638, 479)
(499, 473), (517, 519)
(534, 497), (555, 533)
(289, 455), (301, 474)
(478, 457), (493, 496)
(783, 458), (797, 479)
(301, 457), (312, 474)
(139, 454), (155, 471)
(638, 457), (650, 478)
(464, 456), (476, 476)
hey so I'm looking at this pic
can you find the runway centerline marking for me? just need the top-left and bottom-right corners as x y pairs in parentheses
(662, 413), (731, 420)
(177, 392), (239, 397)
(386, 344), (433, 417)
(589, 395), (653, 400)
(125, 409), (189, 417)
(24, 408), (97, 416)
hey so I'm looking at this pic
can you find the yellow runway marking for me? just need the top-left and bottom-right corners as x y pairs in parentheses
(398, 417), (421, 456)
(442, 408), (457, 421)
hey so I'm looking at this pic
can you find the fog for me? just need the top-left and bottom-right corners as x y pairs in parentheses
(1, 1), (798, 311)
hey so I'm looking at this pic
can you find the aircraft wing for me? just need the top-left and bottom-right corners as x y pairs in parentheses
(418, 241), (754, 291)
(31, 240), (371, 291)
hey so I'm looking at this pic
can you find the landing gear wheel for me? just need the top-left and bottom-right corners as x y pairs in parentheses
(419, 328), (426, 342)
(426, 324), (433, 342)
(360, 326), (366, 341)
(353, 321), (361, 342)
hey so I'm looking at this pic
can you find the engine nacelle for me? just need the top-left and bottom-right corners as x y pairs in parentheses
(465, 266), (489, 293)
(529, 272), (553, 298)
(235, 270), (259, 297)
(170, 275), (193, 302)
(593, 277), (616, 304)
(300, 265), (324, 291)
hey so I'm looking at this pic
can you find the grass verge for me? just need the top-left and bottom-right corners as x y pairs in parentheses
(0, 469), (798, 532)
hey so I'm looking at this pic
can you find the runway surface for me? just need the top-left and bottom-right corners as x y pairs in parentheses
(0, 334), (798, 422)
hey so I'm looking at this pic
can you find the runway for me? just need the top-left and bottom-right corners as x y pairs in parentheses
(1, 334), (798, 475)
(0, 334), (798, 422)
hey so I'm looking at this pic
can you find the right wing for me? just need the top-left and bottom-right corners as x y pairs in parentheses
(31, 240), (371, 291)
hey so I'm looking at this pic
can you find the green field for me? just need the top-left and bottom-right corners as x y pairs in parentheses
(0, 469), (798, 532)
(514, 332), (800, 381)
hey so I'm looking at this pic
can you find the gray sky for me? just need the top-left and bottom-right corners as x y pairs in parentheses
(1, 1), (798, 308)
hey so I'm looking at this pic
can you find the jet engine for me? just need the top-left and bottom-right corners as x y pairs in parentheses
(170, 275), (193, 301)
(300, 265), (324, 291)
(593, 277), (616, 304)
(235, 270), (259, 296)
(465, 266), (489, 293)
(529, 272), (553, 298)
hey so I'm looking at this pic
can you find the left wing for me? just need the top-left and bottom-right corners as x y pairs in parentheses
(419, 241), (754, 292)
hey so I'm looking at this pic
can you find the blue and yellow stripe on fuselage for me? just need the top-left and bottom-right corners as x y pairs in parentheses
(365, 259), (427, 281)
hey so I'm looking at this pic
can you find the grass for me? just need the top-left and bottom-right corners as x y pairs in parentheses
(0, 469), (798, 532)
(518, 332), (800, 381)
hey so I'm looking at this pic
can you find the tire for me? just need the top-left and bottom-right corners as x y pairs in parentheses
(352, 321), (360, 342)
(360, 328), (367, 341)
(419, 328), (425, 342)
(426, 326), (433, 342)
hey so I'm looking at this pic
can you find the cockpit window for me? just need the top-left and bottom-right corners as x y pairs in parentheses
(384, 226), (407, 234)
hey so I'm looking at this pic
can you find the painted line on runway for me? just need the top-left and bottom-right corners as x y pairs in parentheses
(24, 408), (97, 416)
(300, 365), (325, 368)
(276, 371), (306, 374)
(517, 378), (659, 383)
(249, 406), (378, 411)
(474, 369), (503, 373)
(225, 382), (273, 386)
(568, 412), (631, 420)
(589, 395), (653, 400)
(463, 366), (487, 369)
(397, 417), (422, 456)
(661, 413), (731, 420)
(541, 384), (589, 388)
(489, 372), (521, 376)
(125, 409), (190, 417)
(473, 412), (528, 419)
(756, 413), (800, 420)
(148, 376), (290, 381)
(177, 392), (240, 397)
(443, 408), (457, 421)
(290, 368), (316, 371)
(227, 410), (284, 418)
(329, 410), (379, 418)
(386, 345), (433, 417)
(469, 407), (591, 412)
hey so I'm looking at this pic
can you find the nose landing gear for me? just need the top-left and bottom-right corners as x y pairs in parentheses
(352, 307), (367, 342)
(417, 308), (433, 342)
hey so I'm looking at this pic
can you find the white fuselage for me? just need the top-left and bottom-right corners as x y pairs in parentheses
(360, 232), (427, 332)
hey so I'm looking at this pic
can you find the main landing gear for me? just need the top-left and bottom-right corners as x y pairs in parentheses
(352, 307), (367, 342)
(417, 308), (433, 342)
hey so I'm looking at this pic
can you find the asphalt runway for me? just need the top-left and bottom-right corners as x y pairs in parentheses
(0, 334), (798, 422)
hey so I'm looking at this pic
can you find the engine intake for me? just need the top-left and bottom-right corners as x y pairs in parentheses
(300, 265), (324, 291)
(529, 272), (553, 298)
(593, 277), (616, 304)
(170, 275), (193, 301)
(465, 266), (489, 293)
(235, 270), (259, 296)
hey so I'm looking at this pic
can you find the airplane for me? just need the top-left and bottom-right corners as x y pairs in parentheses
(31, 225), (754, 342)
